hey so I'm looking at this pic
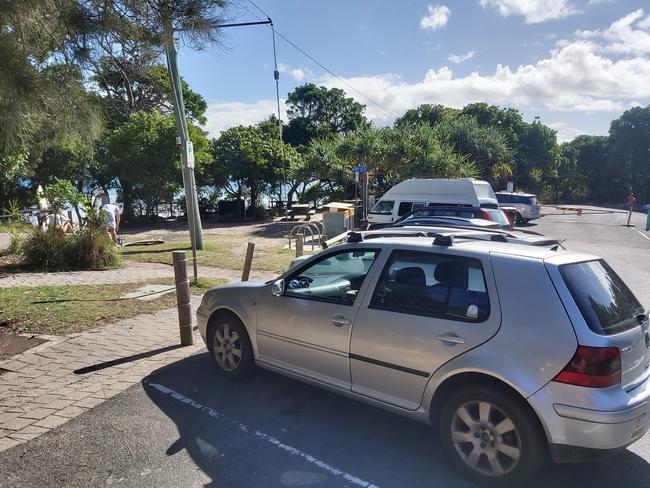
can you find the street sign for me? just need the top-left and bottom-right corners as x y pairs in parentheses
(185, 141), (195, 169)
(353, 165), (368, 172)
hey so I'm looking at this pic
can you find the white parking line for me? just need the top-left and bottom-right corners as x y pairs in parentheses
(637, 231), (650, 241)
(146, 381), (380, 488)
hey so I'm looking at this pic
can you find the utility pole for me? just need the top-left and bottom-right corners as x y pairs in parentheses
(162, 18), (274, 270)
(164, 25), (204, 258)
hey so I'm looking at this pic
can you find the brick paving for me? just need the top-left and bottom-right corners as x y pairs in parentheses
(0, 301), (206, 453)
(0, 261), (274, 288)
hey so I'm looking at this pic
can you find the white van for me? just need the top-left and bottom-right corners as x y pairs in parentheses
(367, 178), (498, 228)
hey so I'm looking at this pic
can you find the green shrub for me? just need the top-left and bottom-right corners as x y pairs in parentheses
(7, 226), (22, 255)
(65, 227), (121, 270)
(20, 227), (121, 271)
(21, 228), (69, 270)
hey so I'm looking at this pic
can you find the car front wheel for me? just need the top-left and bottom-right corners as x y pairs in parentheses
(439, 386), (546, 486)
(207, 315), (255, 379)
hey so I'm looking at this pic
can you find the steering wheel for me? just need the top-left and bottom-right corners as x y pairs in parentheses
(288, 275), (313, 289)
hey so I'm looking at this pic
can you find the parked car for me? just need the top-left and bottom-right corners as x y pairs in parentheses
(391, 216), (506, 229)
(367, 178), (499, 228)
(197, 233), (650, 486)
(390, 205), (513, 229)
(496, 192), (541, 223)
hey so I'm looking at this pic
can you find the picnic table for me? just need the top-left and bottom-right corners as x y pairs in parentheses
(288, 204), (315, 221)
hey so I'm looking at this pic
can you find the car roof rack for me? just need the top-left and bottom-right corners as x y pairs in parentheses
(347, 231), (363, 243)
(433, 235), (454, 246)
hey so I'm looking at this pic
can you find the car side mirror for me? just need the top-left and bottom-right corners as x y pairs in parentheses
(271, 279), (284, 296)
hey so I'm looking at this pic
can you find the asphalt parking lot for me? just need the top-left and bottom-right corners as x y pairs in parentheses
(2, 206), (650, 488)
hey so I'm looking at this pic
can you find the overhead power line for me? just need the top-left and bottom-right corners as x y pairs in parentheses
(241, 1), (399, 119)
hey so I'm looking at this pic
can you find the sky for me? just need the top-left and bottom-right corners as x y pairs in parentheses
(176, 0), (650, 143)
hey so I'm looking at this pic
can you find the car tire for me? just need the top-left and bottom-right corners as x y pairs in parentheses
(439, 385), (546, 487)
(207, 314), (255, 379)
(515, 213), (524, 225)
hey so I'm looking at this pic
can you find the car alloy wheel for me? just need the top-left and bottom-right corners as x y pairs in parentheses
(450, 400), (521, 477)
(212, 322), (242, 372)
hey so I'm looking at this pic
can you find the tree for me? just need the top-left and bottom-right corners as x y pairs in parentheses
(284, 83), (369, 147)
(93, 60), (207, 127)
(0, 1), (103, 160)
(432, 116), (513, 184)
(394, 104), (458, 129)
(105, 110), (210, 220)
(563, 135), (610, 202)
(608, 106), (650, 204)
(210, 126), (287, 213)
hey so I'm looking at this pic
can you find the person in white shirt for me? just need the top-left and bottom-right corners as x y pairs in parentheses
(46, 213), (73, 233)
(98, 194), (121, 243)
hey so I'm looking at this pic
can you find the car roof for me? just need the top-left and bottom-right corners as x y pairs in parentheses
(343, 235), (596, 261)
(495, 191), (536, 197)
(395, 217), (499, 227)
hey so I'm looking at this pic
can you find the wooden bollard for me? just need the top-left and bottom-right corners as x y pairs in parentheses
(241, 242), (255, 281)
(173, 250), (194, 346)
(295, 234), (304, 257)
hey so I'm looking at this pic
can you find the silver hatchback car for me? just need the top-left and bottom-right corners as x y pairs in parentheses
(197, 233), (650, 486)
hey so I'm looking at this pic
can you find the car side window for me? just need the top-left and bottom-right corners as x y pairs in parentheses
(285, 249), (380, 305)
(497, 194), (512, 204)
(369, 250), (490, 322)
(398, 202), (414, 216)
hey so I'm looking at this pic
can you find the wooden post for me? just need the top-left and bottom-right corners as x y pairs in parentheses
(173, 251), (194, 346)
(241, 242), (255, 281)
(296, 234), (304, 257)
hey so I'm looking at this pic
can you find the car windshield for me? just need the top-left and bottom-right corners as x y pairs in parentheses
(560, 260), (643, 336)
(370, 200), (394, 215)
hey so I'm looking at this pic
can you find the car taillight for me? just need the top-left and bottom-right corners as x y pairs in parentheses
(502, 210), (514, 229)
(553, 346), (621, 388)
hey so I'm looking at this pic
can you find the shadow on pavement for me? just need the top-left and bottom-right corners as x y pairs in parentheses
(143, 353), (650, 488)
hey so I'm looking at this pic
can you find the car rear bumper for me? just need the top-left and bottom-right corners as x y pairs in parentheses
(529, 376), (650, 454)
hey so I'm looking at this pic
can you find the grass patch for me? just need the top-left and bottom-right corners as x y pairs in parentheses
(122, 239), (294, 274)
(0, 278), (228, 336)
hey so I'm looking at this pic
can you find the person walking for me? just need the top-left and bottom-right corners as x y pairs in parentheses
(626, 192), (637, 227)
(98, 193), (121, 244)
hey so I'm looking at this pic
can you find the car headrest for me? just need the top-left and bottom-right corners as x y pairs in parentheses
(434, 261), (457, 285)
(394, 267), (426, 286)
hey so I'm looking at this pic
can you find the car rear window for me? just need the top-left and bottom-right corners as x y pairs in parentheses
(560, 260), (643, 336)
(485, 209), (510, 226)
(512, 195), (537, 205)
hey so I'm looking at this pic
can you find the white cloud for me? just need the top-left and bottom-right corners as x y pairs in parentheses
(204, 99), (286, 138)
(448, 51), (476, 63)
(479, 0), (577, 23)
(205, 12), (650, 139)
(547, 122), (583, 143)
(320, 32), (650, 125)
(575, 9), (650, 55)
(278, 63), (313, 82)
(420, 4), (451, 31)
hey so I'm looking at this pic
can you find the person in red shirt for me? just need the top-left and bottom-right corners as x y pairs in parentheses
(627, 193), (637, 208)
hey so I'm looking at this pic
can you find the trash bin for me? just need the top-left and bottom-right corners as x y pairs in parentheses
(323, 202), (355, 237)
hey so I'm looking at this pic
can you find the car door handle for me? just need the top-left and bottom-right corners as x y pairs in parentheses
(329, 314), (351, 327)
(437, 333), (466, 345)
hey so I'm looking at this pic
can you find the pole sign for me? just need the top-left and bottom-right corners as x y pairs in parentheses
(353, 165), (368, 173)
(185, 140), (195, 169)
